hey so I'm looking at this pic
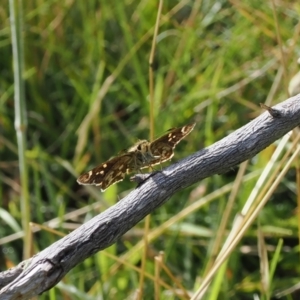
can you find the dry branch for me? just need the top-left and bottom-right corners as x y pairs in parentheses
(1, 94), (300, 299)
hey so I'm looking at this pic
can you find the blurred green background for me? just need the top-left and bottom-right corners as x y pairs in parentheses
(1, 0), (300, 299)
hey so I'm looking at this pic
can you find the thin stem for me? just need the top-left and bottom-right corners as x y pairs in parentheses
(9, 0), (31, 259)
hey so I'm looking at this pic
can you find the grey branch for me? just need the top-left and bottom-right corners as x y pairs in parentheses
(1, 94), (300, 299)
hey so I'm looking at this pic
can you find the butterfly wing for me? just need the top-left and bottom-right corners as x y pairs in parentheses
(149, 123), (195, 166)
(77, 153), (135, 191)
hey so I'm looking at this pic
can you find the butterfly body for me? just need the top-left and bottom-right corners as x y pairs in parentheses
(126, 140), (159, 169)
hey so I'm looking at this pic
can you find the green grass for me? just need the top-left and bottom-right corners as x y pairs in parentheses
(1, 0), (300, 299)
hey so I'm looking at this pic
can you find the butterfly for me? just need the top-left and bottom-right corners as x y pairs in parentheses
(77, 123), (195, 191)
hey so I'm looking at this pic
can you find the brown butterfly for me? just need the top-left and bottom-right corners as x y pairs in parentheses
(77, 123), (195, 191)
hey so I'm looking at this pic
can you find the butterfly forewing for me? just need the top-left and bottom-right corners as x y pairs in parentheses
(148, 123), (195, 166)
(77, 153), (136, 191)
